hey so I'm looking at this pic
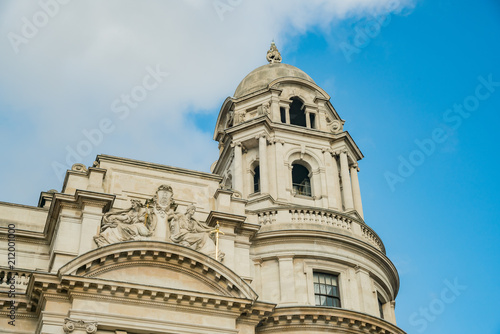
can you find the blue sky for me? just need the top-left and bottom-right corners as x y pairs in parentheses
(1, 1), (499, 333)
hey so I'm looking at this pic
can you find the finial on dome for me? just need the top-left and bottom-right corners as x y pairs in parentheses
(266, 41), (282, 64)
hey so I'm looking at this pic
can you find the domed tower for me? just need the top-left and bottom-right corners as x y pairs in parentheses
(213, 44), (405, 333)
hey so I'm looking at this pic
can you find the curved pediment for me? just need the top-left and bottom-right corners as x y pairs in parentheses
(268, 77), (331, 100)
(58, 241), (257, 300)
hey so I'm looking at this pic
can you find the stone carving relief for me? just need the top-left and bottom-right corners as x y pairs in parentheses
(63, 318), (98, 333)
(94, 185), (224, 260)
(150, 184), (177, 241)
(226, 110), (234, 128)
(71, 163), (87, 172)
(328, 119), (344, 134)
(266, 42), (282, 63)
(93, 199), (154, 247)
(171, 205), (224, 260)
(234, 110), (246, 125)
(257, 101), (270, 116)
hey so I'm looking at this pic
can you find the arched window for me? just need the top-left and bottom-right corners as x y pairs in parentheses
(289, 97), (306, 127)
(253, 166), (260, 193)
(292, 163), (311, 196)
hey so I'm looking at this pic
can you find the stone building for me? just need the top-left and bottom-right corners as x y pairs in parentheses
(0, 44), (405, 334)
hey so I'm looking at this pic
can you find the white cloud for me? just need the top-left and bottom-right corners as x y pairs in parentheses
(0, 0), (414, 204)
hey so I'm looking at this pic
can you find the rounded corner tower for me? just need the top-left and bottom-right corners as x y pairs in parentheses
(212, 43), (405, 334)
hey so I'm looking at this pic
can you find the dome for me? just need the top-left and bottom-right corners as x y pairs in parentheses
(234, 62), (315, 98)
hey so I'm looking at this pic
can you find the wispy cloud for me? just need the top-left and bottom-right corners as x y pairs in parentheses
(0, 0), (415, 204)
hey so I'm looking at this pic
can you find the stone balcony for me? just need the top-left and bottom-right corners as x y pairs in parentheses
(256, 306), (406, 334)
(249, 207), (385, 253)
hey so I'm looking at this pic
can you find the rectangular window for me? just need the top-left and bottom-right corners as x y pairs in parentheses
(313, 272), (340, 307)
(253, 166), (260, 193)
(378, 297), (384, 319)
(310, 112), (316, 129)
(280, 107), (286, 123)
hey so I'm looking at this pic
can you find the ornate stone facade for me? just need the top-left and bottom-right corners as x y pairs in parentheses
(0, 45), (406, 334)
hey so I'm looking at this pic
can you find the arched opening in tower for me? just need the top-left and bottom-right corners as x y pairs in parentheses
(289, 97), (306, 127)
(292, 163), (311, 196)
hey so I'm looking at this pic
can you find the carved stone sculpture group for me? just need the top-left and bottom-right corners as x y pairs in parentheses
(94, 185), (224, 260)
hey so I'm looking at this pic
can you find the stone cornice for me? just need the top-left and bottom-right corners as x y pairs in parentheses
(257, 306), (406, 334)
(24, 268), (275, 326)
(0, 229), (47, 243)
(225, 116), (274, 140)
(56, 241), (258, 300)
(331, 131), (364, 161)
(213, 188), (234, 199)
(267, 77), (330, 100)
(0, 201), (48, 211)
(205, 211), (260, 237)
(213, 96), (234, 141)
(96, 154), (222, 182)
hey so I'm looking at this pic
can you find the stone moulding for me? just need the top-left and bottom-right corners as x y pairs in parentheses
(26, 274), (275, 333)
(58, 241), (258, 300)
(257, 306), (406, 334)
(58, 241), (257, 299)
(96, 154), (223, 182)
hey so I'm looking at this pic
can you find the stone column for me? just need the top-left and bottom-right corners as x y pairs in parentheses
(79, 204), (103, 255)
(233, 142), (243, 194)
(319, 167), (328, 207)
(270, 93), (281, 121)
(311, 112), (317, 129)
(323, 150), (339, 210)
(389, 300), (397, 323)
(305, 109), (311, 128)
(350, 163), (364, 219)
(275, 140), (287, 201)
(331, 152), (343, 210)
(268, 141), (277, 198)
(316, 99), (328, 131)
(77, 193), (114, 256)
(340, 151), (354, 211)
(259, 134), (269, 194)
(285, 106), (290, 124)
(355, 266), (378, 317)
(253, 258), (263, 296)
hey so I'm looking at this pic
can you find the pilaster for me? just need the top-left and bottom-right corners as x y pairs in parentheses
(258, 134), (269, 194)
(278, 255), (296, 304)
(350, 163), (364, 219)
(339, 151), (354, 211)
(232, 141), (243, 194)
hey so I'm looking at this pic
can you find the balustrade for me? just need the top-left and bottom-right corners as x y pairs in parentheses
(251, 207), (384, 252)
